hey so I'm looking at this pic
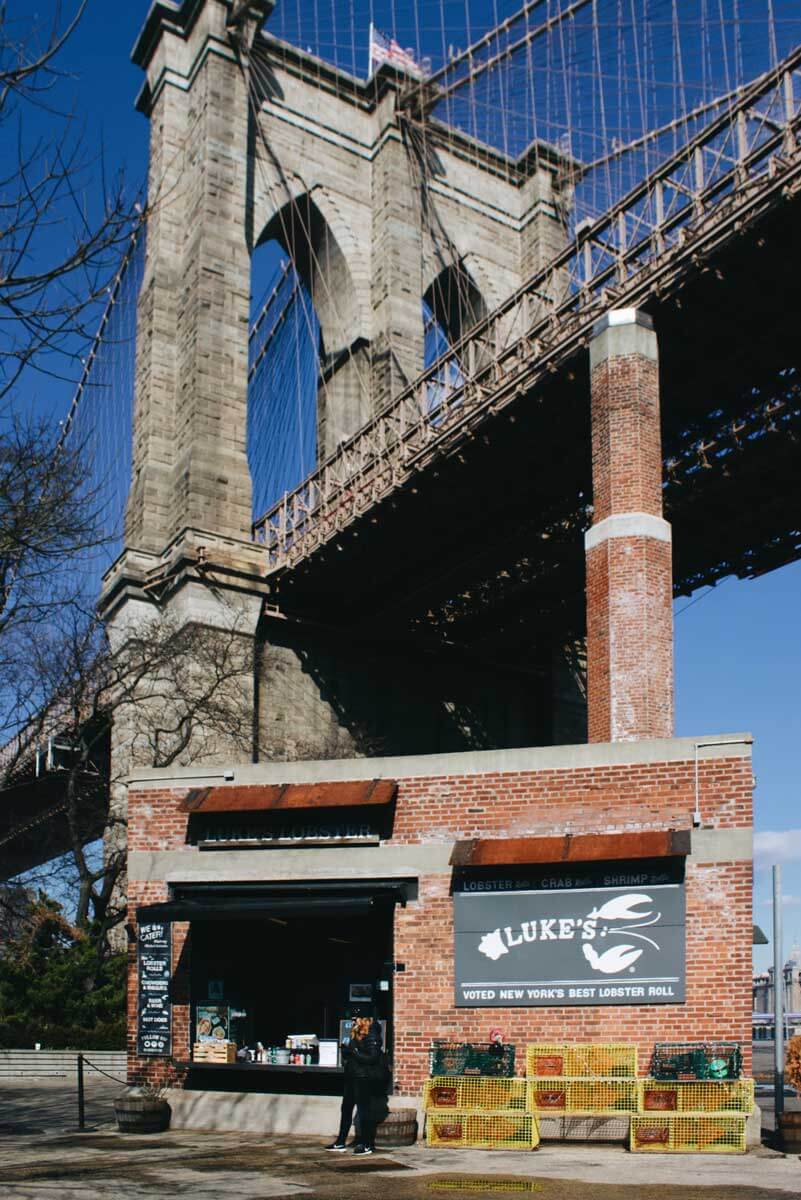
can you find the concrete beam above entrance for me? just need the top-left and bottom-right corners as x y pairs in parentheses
(127, 826), (752, 890)
(128, 732), (753, 791)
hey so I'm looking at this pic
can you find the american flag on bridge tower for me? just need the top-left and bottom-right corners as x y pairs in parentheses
(368, 24), (424, 78)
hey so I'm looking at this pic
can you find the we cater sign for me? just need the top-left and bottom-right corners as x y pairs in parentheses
(453, 876), (685, 1008)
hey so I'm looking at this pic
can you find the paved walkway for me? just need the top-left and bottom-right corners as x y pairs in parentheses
(1, 1081), (800, 1199)
(0, 1077), (120, 1135)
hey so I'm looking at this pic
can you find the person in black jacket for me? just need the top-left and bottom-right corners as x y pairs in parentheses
(325, 1017), (387, 1155)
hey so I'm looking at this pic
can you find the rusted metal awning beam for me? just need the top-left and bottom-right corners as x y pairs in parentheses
(180, 778), (397, 814)
(450, 828), (692, 868)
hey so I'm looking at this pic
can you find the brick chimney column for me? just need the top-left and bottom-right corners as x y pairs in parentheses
(586, 308), (674, 742)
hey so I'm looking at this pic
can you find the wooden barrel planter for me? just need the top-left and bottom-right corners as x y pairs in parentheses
(114, 1091), (171, 1134)
(778, 1111), (801, 1154)
(375, 1108), (419, 1147)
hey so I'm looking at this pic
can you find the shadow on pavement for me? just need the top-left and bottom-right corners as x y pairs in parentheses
(0, 1132), (798, 1199)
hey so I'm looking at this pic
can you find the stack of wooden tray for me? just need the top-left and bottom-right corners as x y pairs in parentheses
(192, 1041), (237, 1064)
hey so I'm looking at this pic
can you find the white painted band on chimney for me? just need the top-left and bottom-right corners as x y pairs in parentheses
(585, 512), (672, 551)
(592, 307), (655, 334)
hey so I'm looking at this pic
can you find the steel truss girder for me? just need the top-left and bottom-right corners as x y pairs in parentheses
(252, 46), (801, 576)
(412, 388), (801, 637)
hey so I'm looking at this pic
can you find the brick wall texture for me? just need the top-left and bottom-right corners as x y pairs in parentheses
(587, 344), (674, 743)
(586, 536), (674, 743)
(127, 751), (752, 1096)
(590, 352), (662, 519)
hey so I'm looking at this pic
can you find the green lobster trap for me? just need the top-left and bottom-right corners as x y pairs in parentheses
(650, 1042), (742, 1081)
(429, 1041), (516, 1078)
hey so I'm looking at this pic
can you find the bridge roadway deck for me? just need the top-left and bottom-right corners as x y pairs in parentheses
(0, 769), (107, 881)
(268, 189), (801, 673)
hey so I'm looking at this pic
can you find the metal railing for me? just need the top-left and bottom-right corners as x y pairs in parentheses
(76, 1052), (128, 1131)
(253, 46), (801, 571)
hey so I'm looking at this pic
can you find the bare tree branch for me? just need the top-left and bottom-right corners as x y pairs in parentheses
(0, 2), (143, 399)
(0, 2), (88, 115)
(2, 599), (253, 948)
(0, 4), (146, 955)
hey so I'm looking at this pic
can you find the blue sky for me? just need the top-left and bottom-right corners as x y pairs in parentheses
(8, 1), (800, 967)
(674, 562), (801, 969)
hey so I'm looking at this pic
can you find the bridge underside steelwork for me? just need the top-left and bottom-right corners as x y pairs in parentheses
(249, 39), (801, 753)
(0, 773), (107, 882)
(0, 716), (110, 882)
(267, 190), (801, 692)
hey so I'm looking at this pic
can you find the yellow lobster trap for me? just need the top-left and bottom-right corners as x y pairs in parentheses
(526, 1078), (638, 1115)
(424, 1076), (527, 1113)
(638, 1079), (754, 1114)
(526, 1043), (638, 1079)
(524, 1044), (571, 1078)
(630, 1114), (746, 1153)
(426, 1111), (540, 1150)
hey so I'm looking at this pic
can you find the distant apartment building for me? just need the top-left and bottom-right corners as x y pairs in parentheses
(753, 944), (801, 1038)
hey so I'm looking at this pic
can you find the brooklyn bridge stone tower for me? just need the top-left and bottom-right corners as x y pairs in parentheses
(99, 0), (582, 779)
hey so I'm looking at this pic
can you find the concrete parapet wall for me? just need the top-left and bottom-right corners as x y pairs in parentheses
(165, 1088), (419, 1136)
(0, 1050), (127, 1079)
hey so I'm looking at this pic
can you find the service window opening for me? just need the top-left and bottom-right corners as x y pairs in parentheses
(188, 905), (394, 1088)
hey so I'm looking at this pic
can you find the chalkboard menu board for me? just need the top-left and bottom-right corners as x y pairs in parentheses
(137, 923), (172, 1056)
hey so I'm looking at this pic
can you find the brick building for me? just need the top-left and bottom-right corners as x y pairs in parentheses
(128, 735), (753, 1129)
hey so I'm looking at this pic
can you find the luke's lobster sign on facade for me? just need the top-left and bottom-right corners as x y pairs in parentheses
(454, 879), (686, 1007)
